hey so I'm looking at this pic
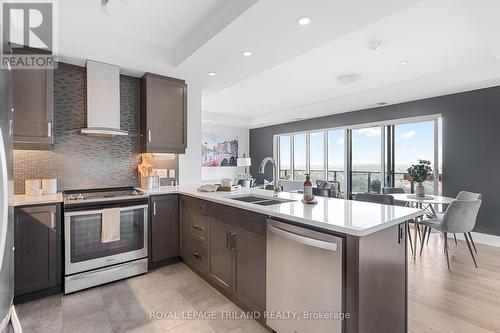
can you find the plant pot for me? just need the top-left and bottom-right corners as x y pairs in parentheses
(240, 180), (251, 188)
(415, 183), (425, 198)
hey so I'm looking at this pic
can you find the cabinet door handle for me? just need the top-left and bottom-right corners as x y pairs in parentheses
(48, 122), (52, 137)
(148, 130), (152, 142)
(229, 231), (236, 251)
(50, 212), (56, 230)
(153, 202), (157, 216)
(192, 252), (201, 259)
(193, 224), (203, 231)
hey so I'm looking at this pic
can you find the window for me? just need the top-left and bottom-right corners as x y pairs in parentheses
(351, 127), (382, 194)
(274, 115), (442, 198)
(328, 130), (345, 188)
(293, 134), (306, 180)
(309, 132), (325, 181)
(278, 135), (291, 179)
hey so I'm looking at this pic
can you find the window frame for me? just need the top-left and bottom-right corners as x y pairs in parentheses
(273, 114), (442, 197)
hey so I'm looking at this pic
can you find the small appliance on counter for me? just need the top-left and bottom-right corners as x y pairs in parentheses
(24, 178), (43, 196)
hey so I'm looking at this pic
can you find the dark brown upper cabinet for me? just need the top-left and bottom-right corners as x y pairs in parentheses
(12, 68), (54, 150)
(141, 73), (187, 154)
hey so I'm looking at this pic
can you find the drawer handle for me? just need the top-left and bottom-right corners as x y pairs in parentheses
(192, 224), (203, 231)
(192, 252), (202, 259)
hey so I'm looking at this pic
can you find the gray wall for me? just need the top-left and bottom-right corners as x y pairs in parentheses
(250, 86), (500, 236)
(13, 62), (178, 194)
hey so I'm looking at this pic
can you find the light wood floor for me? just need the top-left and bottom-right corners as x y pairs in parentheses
(408, 230), (500, 333)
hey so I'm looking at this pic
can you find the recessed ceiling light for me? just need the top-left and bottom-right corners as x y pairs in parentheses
(297, 16), (311, 26)
(242, 50), (253, 57)
(366, 40), (383, 51)
(400, 60), (408, 65)
(337, 74), (363, 86)
(207, 72), (216, 77)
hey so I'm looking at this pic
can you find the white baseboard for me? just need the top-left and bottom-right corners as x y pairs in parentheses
(447, 232), (500, 248)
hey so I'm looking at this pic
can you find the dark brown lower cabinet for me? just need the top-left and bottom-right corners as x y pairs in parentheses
(232, 224), (266, 314)
(149, 194), (180, 268)
(180, 196), (267, 325)
(207, 217), (233, 294)
(14, 204), (61, 303)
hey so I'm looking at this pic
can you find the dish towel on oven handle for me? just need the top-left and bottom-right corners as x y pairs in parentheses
(101, 207), (121, 243)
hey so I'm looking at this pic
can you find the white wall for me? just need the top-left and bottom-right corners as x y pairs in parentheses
(179, 83), (202, 186)
(201, 123), (250, 183)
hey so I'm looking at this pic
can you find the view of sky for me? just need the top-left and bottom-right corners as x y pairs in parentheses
(278, 120), (438, 173)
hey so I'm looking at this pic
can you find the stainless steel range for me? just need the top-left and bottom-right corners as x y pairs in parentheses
(63, 187), (149, 294)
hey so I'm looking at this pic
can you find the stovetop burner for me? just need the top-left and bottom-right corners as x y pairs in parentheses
(63, 187), (147, 204)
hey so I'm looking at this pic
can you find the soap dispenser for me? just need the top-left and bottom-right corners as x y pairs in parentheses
(303, 174), (313, 202)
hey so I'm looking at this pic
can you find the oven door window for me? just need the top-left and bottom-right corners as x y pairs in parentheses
(70, 208), (144, 263)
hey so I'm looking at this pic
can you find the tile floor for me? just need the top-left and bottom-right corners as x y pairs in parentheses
(18, 232), (500, 333)
(16, 263), (268, 333)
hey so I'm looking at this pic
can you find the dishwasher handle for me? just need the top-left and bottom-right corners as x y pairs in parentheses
(268, 223), (339, 252)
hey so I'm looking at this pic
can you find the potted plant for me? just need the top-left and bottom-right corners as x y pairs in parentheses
(407, 160), (433, 198)
(235, 174), (254, 188)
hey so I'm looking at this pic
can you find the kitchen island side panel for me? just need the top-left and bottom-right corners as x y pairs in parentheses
(346, 222), (407, 332)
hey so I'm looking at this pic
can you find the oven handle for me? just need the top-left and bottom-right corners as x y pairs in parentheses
(65, 204), (149, 217)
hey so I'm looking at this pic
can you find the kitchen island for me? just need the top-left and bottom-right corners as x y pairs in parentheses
(144, 186), (423, 333)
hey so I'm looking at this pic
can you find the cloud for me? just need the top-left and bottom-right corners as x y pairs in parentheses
(357, 128), (381, 137)
(399, 130), (416, 141)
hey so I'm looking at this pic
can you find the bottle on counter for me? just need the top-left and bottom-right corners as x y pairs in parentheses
(303, 173), (314, 202)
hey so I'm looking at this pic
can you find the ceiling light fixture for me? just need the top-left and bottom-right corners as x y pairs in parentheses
(207, 72), (216, 77)
(337, 74), (363, 86)
(366, 40), (382, 51)
(297, 16), (311, 26)
(242, 50), (253, 57)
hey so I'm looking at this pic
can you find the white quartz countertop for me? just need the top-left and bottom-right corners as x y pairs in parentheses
(11, 193), (63, 207)
(11, 186), (424, 236)
(144, 186), (424, 236)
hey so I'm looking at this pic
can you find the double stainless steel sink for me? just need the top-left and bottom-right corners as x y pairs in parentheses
(228, 195), (295, 206)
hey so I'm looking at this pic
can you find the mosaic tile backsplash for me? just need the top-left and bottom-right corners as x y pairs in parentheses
(13, 63), (178, 194)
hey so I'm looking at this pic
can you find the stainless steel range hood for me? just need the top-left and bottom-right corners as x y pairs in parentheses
(80, 60), (127, 136)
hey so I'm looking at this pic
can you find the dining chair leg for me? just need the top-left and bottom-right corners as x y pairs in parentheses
(413, 221), (419, 258)
(407, 223), (414, 256)
(464, 233), (478, 268)
(444, 232), (450, 270)
(468, 232), (478, 253)
(420, 226), (428, 256)
(453, 233), (458, 245)
(426, 227), (431, 244)
(417, 223), (422, 242)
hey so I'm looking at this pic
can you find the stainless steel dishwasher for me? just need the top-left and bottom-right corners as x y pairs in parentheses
(267, 219), (343, 333)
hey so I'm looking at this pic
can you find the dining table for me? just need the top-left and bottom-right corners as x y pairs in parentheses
(390, 193), (456, 258)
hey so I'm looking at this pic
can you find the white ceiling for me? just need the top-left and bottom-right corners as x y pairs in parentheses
(56, 0), (500, 128)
